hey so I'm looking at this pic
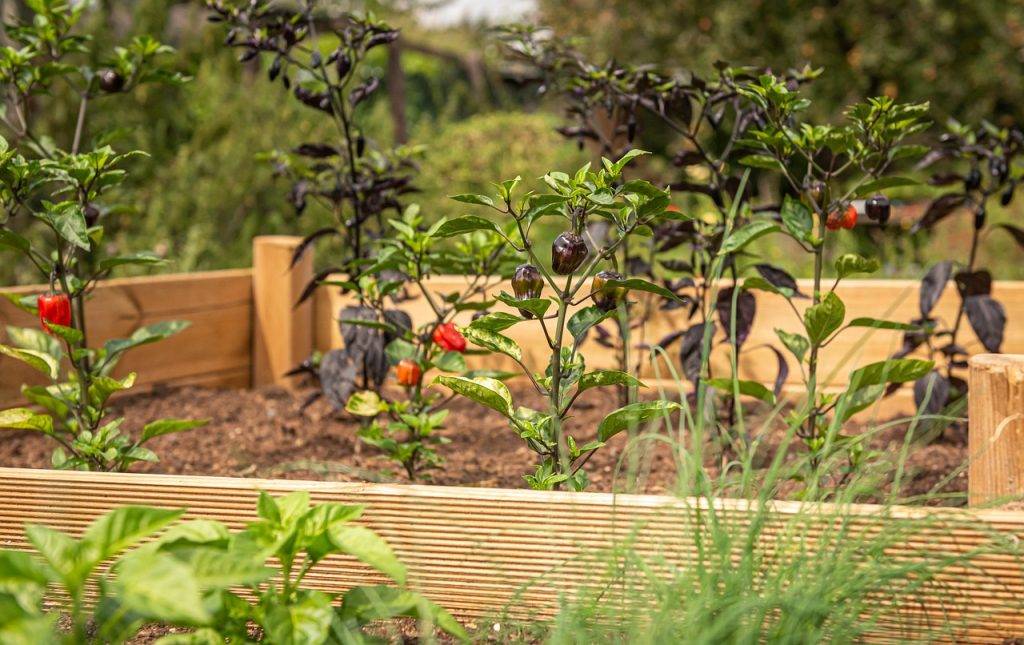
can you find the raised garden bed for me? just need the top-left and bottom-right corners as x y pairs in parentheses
(2, 238), (1024, 642)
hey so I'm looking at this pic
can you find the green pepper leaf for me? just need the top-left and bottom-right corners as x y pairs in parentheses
(803, 292), (845, 345)
(598, 400), (680, 441)
(568, 306), (613, 344)
(847, 358), (934, 390)
(780, 195), (813, 242)
(0, 408), (54, 433)
(467, 311), (523, 333)
(834, 253), (880, 280)
(140, 418), (208, 443)
(847, 317), (922, 331)
(705, 378), (776, 405)
(718, 221), (780, 256)
(433, 215), (500, 238)
(434, 375), (513, 417)
(461, 325), (522, 362)
(577, 370), (645, 393)
(496, 292), (551, 318)
(0, 344), (59, 379)
(775, 329), (810, 364)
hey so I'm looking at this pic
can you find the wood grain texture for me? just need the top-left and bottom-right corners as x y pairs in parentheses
(969, 354), (1024, 505)
(252, 236), (313, 388)
(0, 468), (1021, 642)
(0, 269), (253, 406)
(314, 275), (1024, 415)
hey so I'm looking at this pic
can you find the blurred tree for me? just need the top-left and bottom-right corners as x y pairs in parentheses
(538, 0), (1024, 124)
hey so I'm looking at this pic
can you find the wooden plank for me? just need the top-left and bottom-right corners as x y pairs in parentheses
(969, 354), (1024, 505)
(0, 269), (254, 406)
(314, 276), (1024, 415)
(252, 236), (313, 388)
(0, 467), (1020, 642)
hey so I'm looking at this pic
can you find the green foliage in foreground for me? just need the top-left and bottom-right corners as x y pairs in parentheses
(0, 493), (465, 644)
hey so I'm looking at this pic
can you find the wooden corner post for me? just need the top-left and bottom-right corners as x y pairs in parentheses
(969, 354), (1024, 505)
(252, 236), (313, 388)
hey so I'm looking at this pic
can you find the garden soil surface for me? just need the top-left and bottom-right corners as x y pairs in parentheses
(0, 381), (968, 502)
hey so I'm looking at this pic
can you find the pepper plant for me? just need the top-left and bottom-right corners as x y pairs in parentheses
(899, 120), (1021, 415)
(208, 1), (421, 404)
(434, 152), (684, 491)
(499, 27), (808, 446)
(0, 0), (203, 471)
(729, 76), (935, 475)
(0, 496), (466, 643)
(341, 204), (514, 479)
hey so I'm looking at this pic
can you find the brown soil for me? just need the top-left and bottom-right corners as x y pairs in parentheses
(0, 381), (968, 502)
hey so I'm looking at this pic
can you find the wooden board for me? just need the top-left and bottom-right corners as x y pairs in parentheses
(0, 467), (1021, 642)
(0, 270), (254, 406)
(315, 276), (1024, 414)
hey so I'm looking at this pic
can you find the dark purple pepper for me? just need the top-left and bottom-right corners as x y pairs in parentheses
(864, 194), (891, 225)
(805, 179), (826, 208)
(989, 156), (1008, 182)
(84, 204), (100, 227)
(591, 270), (626, 311)
(551, 232), (587, 275)
(1002, 185), (1015, 207)
(965, 167), (982, 191)
(97, 69), (125, 93)
(974, 205), (987, 230)
(511, 264), (543, 318)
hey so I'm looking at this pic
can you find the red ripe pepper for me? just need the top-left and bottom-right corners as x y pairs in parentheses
(38, 293), (71, 335)
(826, 204), (857, 231)
(432, 322), (466, 353)
(395, 358), (422, 387)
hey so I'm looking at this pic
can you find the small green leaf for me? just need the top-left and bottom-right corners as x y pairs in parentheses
(834, 253), (880, 280)
(432, 215), (501, 238)
(433, 350), (466, 373)
(601, 278), (683, 303)
(577, 370), (645, 393)
(385, 338), (416, 365)
(780, 195), (813, 242)
(743, 276), (793, 299)
(115, 550), (210, 624)
(140, 418), (207, 443)
(0, 344), (59, 379)
(597, 400), (680, 441)
(330, 524), (407, 585)
(718, 221), (779, 256)
(467, 311), (523, 333)
(611, 149), (649, 174)
(449, 194), (495, 208)
(705, 378), (776, 405)
(738, 154), (782, 170)
(345, 390), (384, 417)
(847, 317), (922, 331)
(568, 306), (613, 344)
(847, 358), (934, 390)
(803, 292), (845, 345)
(496, 292), (550, 318)
(0, 408), (53, 433)
(461, 326), (522, 362)
(775, 329), (809, 363)
(82, 506), (185, 562)
(434, 375), (513, 417)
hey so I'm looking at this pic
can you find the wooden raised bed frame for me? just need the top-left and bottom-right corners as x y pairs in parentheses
(1, 236), (1024, 642)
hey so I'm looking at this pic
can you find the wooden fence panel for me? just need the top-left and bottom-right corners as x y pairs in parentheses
(0, 270), (254, 406)
(0, 468), (1020, 643)
(315, 275), (1024, 413)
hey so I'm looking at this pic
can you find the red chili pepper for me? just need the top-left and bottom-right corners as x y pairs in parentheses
(38, 293), (71, 335)
(395, 358), (422, 387)
(432, 322), (466, 353)
(826, 204), (857, 231)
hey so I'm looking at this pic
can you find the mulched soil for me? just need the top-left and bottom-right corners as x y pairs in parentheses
(0, 381), (969, 501)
